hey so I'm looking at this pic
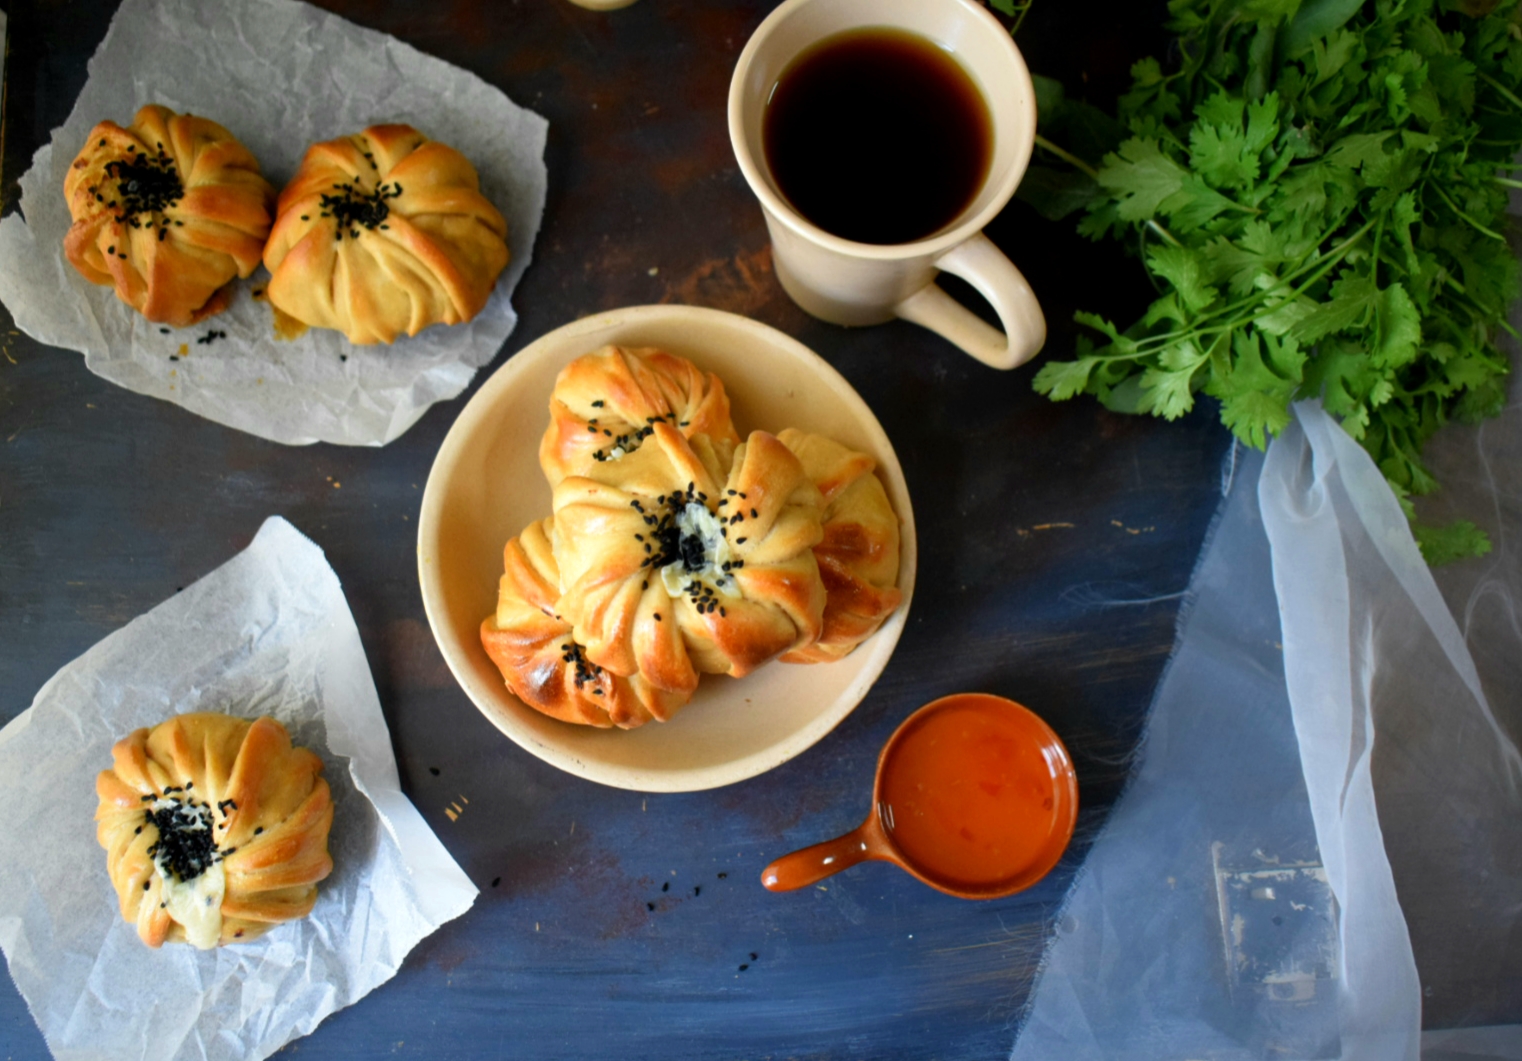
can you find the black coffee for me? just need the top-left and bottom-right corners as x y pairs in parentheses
(762, 27), (993, 246)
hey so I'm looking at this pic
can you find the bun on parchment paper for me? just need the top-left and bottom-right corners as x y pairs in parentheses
(63, 104), (274, 326)
(95, 712), (333, 949)
(263, 123), (509, 345)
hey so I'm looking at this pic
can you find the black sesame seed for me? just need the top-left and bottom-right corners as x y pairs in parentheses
(662, 882), (669, 892)
(143, 881), (151, 891)
(429, 767), (440, 776)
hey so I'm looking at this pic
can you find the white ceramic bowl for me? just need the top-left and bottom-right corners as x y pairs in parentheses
(417, 305), (916, 791)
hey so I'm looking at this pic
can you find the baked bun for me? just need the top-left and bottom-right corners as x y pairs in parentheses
(552, 423), (826, 680)
(63, 104), (274, 326)
(776, 429), (902, 663)
(95, 713), (334, 949)
(481, 517), (695, 728)
(539, 346), (740, 485)
(263, 124), (509, 344)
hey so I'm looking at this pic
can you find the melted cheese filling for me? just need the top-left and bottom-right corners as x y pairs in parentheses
(659, 502), (741, 600)
(147, 796), (225, 950)
(158, 859), (225, 950)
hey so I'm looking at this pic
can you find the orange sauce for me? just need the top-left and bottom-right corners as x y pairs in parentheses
(879, 694), (1067, 889)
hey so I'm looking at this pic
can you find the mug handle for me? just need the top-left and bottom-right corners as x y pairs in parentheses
(893, 233), (1046, 370)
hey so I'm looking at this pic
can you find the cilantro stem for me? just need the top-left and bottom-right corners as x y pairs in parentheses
(1088, 218), (1376, 359)
(1032, 134), (1099, 179)
(1477, 70), (1522, 114)
(1165, 217), (1371, 333)
(1147, 219), (1183, 247)
(1494, 177), (1522, 189)
(1372, 218), (1384, 287)
(1007, 0), (1035, 37)
(1430, 183), (1507, 242)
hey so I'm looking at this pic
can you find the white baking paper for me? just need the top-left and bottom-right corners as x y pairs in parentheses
(0, 516), (477, 1061)
(0, 0), (548, 447)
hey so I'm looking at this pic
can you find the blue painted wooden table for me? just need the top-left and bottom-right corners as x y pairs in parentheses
(0, 1), (1230, 1057)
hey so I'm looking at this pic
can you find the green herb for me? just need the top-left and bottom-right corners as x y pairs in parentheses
(987, 0), (1036, 34)
(1025, 0), (1522, 561)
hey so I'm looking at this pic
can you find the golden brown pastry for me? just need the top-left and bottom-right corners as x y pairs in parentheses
(95, 713), (334, 949)
(775, 429), (903, 663)
(552, 423), (827, 681)
(480, 517), (696, 728)
(539, 346), (741, 485)
(63, 104), (274, 326)
(262, 124), (509, 345)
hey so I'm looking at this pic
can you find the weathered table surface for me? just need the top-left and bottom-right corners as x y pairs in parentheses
(0, 1), (1231, 1058)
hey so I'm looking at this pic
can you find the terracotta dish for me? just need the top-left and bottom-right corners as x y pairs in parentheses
(418, 305), (916, 791)
(761, 693), (1078, 898)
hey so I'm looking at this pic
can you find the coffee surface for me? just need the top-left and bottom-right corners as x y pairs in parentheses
(762, 28), (993, 246)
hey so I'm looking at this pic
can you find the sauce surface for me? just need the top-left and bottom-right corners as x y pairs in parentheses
(879, 695), (1067, 889)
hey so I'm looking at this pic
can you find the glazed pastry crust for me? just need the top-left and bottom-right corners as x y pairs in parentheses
(62, 104), (273, 326)
(776, 429), (902, 663)
(263, 124), (509, 345)
(552, 424), (826, 681)
(539, 346), (740, 485)
(95, 712), (334, 948)
(480, 517), (696, 728)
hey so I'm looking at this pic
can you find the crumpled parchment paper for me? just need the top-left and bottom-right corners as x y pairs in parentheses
(0, 516), (477, 1061)
(0, 0), (548, 447)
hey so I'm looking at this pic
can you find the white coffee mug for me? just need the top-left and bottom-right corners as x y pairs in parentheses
(728, 0), (1045, 370)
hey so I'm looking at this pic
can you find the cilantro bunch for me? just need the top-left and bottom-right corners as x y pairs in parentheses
(1025, 0), (1522, 561)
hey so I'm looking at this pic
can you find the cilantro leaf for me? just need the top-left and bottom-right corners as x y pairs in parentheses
(1025, 0), (1520, 563)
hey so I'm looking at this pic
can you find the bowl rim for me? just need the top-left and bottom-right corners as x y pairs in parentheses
(417, 303), (916, 791)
